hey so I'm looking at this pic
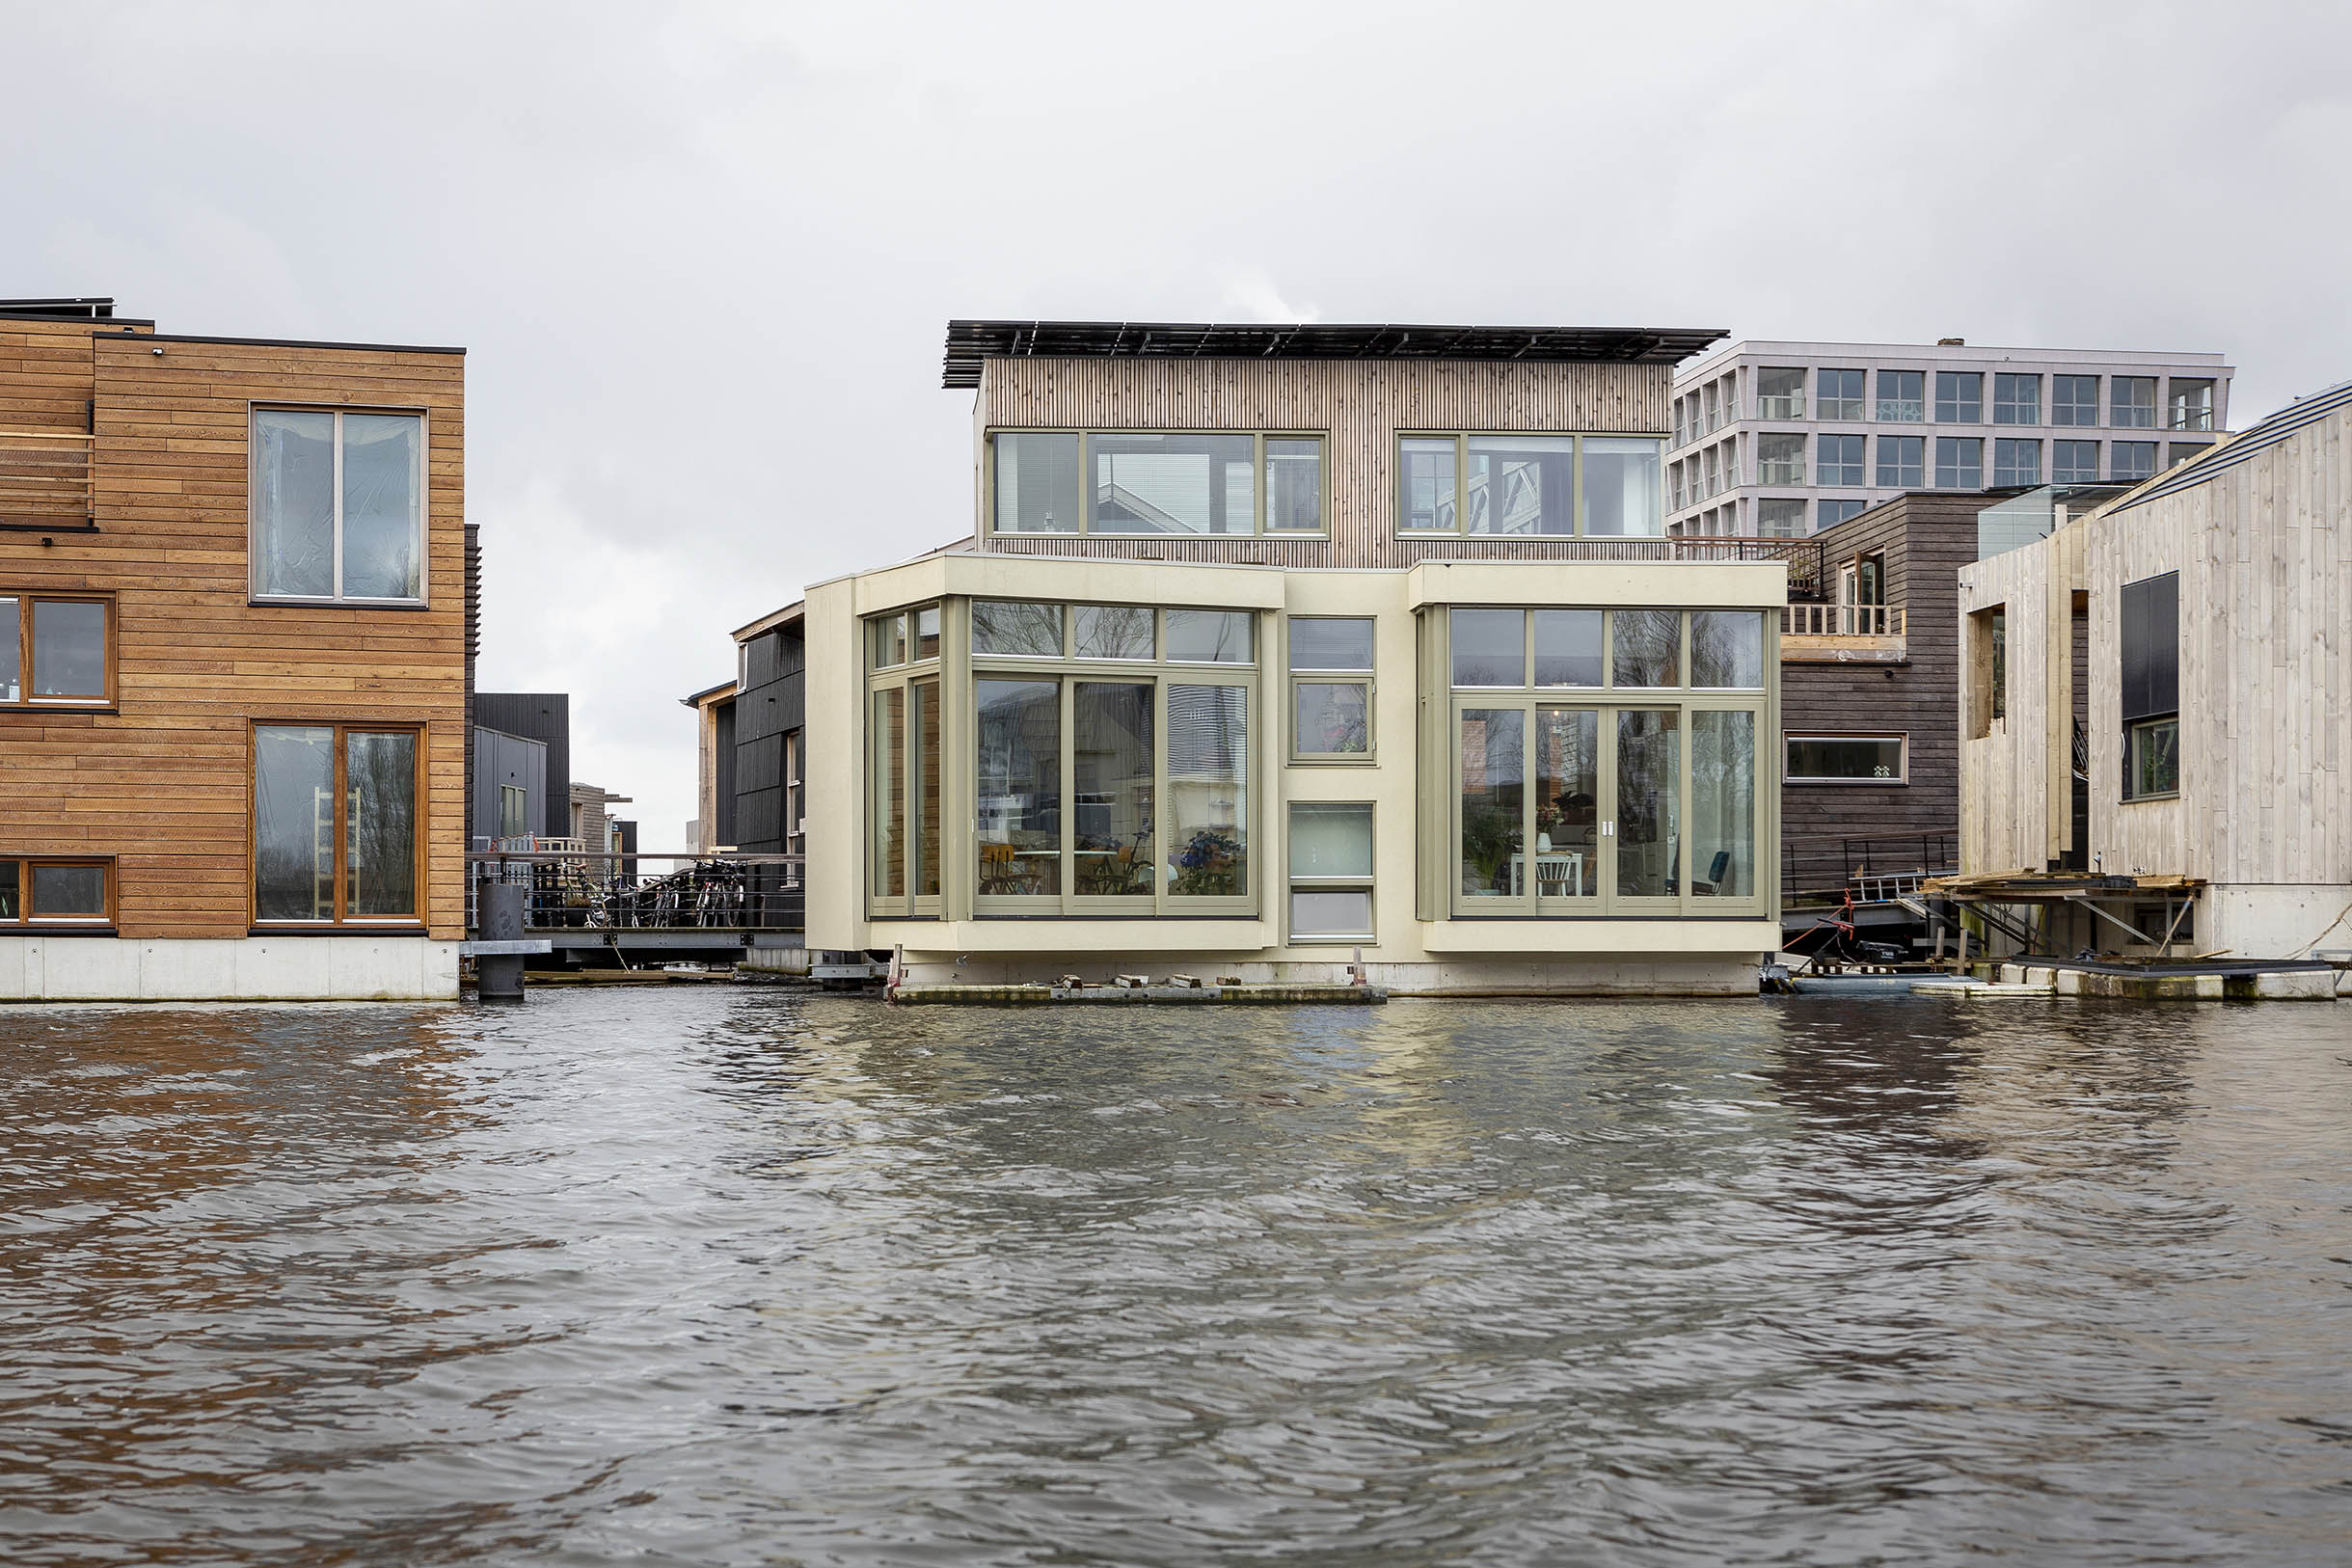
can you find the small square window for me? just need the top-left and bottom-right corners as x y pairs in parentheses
(1992, 373), (2041, 425)
(1819, 369), (1866, 420)
(1934, 371), (1982, 423)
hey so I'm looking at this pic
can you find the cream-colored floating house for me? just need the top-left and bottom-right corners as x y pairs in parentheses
(1958, 378), (2352, 958)
(800, 322), (1790, 994)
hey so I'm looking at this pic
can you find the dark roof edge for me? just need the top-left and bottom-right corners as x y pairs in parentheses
(682, 679), (739, 708)
(0, 311), (157, 327)
(125, 332), (466, 356)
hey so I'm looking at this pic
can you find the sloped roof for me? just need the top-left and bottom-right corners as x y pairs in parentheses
(2118, 377), (2352, 512)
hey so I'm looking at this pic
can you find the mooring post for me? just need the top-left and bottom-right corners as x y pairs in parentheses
(475, 876), (527, 1000)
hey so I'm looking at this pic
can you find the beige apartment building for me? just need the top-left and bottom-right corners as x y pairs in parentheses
(794, 322), (1789, 995)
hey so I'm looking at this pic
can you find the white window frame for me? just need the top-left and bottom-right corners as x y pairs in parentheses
(1785, 733), (1908, 784)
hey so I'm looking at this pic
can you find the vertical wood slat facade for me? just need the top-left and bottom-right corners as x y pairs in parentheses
(0, 315), (468, 939)
(1960, 399), (2352, 889)
(971, 358), (1668, 568)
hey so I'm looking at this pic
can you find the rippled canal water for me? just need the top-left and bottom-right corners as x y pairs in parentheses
(4, 991), (2351, 1566)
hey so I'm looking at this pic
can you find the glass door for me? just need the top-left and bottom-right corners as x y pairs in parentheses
(1532, 707), (1599, 906)
(1608, 708), (1684, 911)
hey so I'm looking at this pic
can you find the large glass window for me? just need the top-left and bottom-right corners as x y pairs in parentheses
(1757, 498), (1807, 538)
(2111, 377), (2157, 429)
(1877, 436), (1924, 487)
(1818, 368), (1866, 420)
(1757, 433), (1804, 485)
(1818, 433), (1865, 486)
(1935, 371), (1982, 423)
(1877, 370), (1925, 422)
(1993, 373), (2041, 425)
(988, 431), (1322, 536)
(2167, 379), (2215, 432)
(0, 593), (110, 707)
(1291, 617), (1373, 759)
(948, 602), (1259, 915)
(1993, 438), (2042, 487)
(1935, 436), (1983, 489)
(1398, 435), (1663, 536)
(2054, 440), (2101, 483)
(1756, 367), (1805, 419)
(1289, 802), (1373, 939)
(2121, 571), (2178, 801)
(252, 409), (424, 603)
(2053, 375), (2100, 426)
(1444, 608), (1768, 916)
(254, 723), (420, 923)
(1818, 498), (1865, 530)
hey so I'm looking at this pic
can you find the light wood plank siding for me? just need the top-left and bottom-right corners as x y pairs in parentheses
(972, 358), (1668, 568)
(0, 321), (467, 939)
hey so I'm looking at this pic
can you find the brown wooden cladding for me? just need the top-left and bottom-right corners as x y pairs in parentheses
(1779, 493), (1988, 875)
(0, 318), (467, 939)
(972, 357), (1668, 569)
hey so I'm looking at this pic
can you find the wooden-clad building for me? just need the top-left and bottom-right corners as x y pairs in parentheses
(0, 298), (468, 998)
(1958, 379), (2352, 959)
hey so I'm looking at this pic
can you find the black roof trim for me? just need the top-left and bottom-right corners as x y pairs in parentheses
(128, 332), (466, 356)
(0, 311), (156, 328)
(943, 319), (1727, 388)
(0, 296), (121, 319)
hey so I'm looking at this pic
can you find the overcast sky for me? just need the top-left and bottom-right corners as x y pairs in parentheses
(10, 0), (2349, 844)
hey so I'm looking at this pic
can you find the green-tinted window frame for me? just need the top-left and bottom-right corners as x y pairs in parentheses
(1287, 616), (1376, 766)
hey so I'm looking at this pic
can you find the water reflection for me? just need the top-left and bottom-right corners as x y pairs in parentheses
(2, 993), (2348, 1566)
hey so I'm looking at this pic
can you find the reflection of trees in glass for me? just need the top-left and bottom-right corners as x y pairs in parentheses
(974, 602), (1065, 657)
(1074, 683), (1153, 895)
(1615, 711), (1679, 898)
(1459, 710), (1524, 896)
(1451, 609), (1524, 687)
(348, 732), (417, 916)
(1074, 607), (1153, 660)
(1612, 610), (1680, 687)
(1690, 611), (1763, 688)
(255, 727), (336, 920)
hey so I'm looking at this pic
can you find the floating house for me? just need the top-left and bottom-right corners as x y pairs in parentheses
(1957, 379), (2352, 958)
(785, 320), (1790, 994)
(0, 297), (468, 998)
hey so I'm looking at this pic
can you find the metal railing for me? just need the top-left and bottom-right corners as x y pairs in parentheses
(0, 428), (93, 525)
(1782, 603), (1906, 638)
(1784, 833), (1956, 904)
(467, 851), (804, 933)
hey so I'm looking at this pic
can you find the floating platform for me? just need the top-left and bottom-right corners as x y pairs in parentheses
(1910, 978), (2057, 999)
(890, 982), (1388, 1007)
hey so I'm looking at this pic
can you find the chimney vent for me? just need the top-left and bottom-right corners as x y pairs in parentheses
(1937, 337), (1965, 346)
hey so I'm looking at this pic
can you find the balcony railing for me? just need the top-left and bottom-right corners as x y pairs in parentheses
(1783, 603), (1905, 638)
(0, 429), (94, 526)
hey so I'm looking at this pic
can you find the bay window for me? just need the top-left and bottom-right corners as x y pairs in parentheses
(1443, 608), (1770, 916)
(251, 409), (425, 603)
(253, 723), (421, 923)
(1397, 434), (1663, 536)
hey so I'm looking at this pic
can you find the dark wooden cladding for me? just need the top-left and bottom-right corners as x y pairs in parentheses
(1780, 493), (1988, 878)
(733, 620), (804, 853)
(0, 315), (468, 938)
(973, 357), (1670, 570)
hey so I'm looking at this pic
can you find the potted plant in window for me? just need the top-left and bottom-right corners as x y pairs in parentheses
(1171, 826), (1243, 897)
(1461, 803), (1517, 894)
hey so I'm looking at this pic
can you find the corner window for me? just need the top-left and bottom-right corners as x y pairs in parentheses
(0, 858), (113, 925)
(2110, 377), (2157, 429)
(987, 431), (1324, 537)
(1786, 735), (1906, 782)
(1290, 617), (1373, 759)
(251, 409), (425, 603)
(1992, 373), (2041, 425)
(2167, 379), (2215, 432)
(253, 723), (420, 923)
(0, 592), (112, 707)
(2053, 375), (2100, 426)
(1876, 370), (1925, 422)
(1756, 367), (1805, 419)
(1934, 371), (1982, 423)
(1288, 803), (1373, 940)
(1876, 436), (1924, 487)
(1934, 436), (1983, 489)
(1818, 368), (1866, 420)
(2121, 571), (2178, 800)
(1397, 435), (1663, 537)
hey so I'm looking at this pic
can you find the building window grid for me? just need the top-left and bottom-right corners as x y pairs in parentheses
(1993, 438), (2042, 487)
(1877, 436), (1925, 488)
(1993, 373), (2041, 426)
(1934, 437), (1984, 490)
(2111, 377), (2158, 429)
(987, 429), (1328, 538)
(1818, 369), (1866, 421)
(1934, 371), (1982, 424)
(2053, 375), (2101, 427)
(1397, 433), (1663, 538)
(1877, 370), (1925, 423)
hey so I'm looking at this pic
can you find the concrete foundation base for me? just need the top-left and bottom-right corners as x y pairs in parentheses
(0, 936), (462, 1001)
(894, 953), (1758, 997)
